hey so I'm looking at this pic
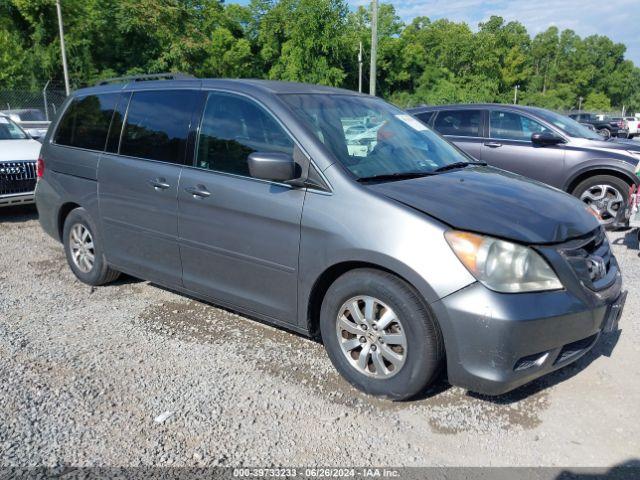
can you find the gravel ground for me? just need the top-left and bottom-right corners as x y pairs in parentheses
(0, 206), (639, 468)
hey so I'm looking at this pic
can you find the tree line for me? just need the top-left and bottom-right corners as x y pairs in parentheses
(1, 0), (639, 112)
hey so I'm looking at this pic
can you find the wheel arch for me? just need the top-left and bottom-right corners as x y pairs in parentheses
(565, 166), (638, 194)
(57, 202), (83, 241)
(305, 261), (435, 340)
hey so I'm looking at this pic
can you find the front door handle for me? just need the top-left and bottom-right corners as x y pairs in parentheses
(484, 142), (503, 148)
(148, 178), (171, 190)
(185, 185), (211, 199)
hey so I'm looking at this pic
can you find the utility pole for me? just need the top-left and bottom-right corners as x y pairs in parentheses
(369, 0), (378, 96)
(56, 0), (70, 96)
(513, 85), (519, 104)
(578, 96), (583, 112)
(358, 41), (363, 93)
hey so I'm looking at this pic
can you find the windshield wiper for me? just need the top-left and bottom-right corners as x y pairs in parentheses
(356, 172), (435, 183)
(433, 161), (486, 173)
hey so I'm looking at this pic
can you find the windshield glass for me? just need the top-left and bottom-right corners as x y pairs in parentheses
(0, 116), (28, 140)
(280, 94), (473, 179)
(17, 110), (46, 121)
(533, 108), (602, 140)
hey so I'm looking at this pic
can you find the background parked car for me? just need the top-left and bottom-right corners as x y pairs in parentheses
(610, 117), (630, 138)
(0, 109), (51, 141)
(624, 116), (639, 138)
(408, 104), (640, 227)
(568, 112), (628, 139)
(0, 113), (41, 207)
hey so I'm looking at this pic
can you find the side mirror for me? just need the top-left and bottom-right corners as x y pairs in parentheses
(531, 131), (564, 146)
(247, 152), (297, 182)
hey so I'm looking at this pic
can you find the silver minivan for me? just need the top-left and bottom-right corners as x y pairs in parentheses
(36, 76), (626, 399)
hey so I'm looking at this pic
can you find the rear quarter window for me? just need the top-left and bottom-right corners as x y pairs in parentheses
(54, 94), (119, 150)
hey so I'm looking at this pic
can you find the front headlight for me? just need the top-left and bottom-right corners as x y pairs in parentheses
(445, 231), (563, 293)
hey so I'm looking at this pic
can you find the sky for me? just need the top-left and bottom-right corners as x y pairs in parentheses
(232, 0), (640, 65)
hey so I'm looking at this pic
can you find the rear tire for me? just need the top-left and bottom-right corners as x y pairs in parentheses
(63, 207), (120, 286)
(319, 268), (444, 400)
(572, 175), (630, 229)
(598, 128), (611, 139)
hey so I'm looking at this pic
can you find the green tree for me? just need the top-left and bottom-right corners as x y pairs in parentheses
(1, 0), (639, 112)
(584, 91), (612, 111)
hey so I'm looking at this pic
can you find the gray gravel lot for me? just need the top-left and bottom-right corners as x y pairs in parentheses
(0, 206), (639, 468)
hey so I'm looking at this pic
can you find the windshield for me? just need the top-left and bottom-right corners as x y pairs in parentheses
(17, 110), (46, 121)
(535, 109), (602, 140)
(280, 94), (474, 179)
(0, 116), (29, 140)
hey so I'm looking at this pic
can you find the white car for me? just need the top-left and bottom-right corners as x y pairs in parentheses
(0, 114), (42, 207)
(0, 109), (50, 140)
(625, 117), (639, 138)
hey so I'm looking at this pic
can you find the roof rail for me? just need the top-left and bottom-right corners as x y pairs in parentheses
(95, 72), (195, 86)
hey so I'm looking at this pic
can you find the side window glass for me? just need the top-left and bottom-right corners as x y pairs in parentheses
(489, 111), (548, 141)
(414, 112), (433, 125)
(54, 93), (119, 150)
(120, 90), (199, 164)
(520, 116), (548, 136)
(196, 92), (294, 177)
(434, 110), (481, 137)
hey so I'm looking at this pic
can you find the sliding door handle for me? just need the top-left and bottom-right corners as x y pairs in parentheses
(484, 142), (503, 148)
(185, 185), (211, 198)
(148, 178), (171, 190)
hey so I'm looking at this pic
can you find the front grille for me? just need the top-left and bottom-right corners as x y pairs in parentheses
(0, 161), (37, 196)
(560, 227), (614, 291)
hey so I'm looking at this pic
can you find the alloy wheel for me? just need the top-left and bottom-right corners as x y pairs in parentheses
(69, 224), (95, 273)
(335, 295), (407, 379)
(580, 184), (624, 225)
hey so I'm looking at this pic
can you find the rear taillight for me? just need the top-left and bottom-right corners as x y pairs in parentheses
(36, 155), (44, 178)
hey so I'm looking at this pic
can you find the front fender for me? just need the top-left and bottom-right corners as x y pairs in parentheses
(297, 184), (476, 330)
(563, 160), (639, 191)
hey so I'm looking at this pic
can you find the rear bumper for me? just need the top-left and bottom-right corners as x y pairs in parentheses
(0, 192), (34, 207)
(34, 178), (61, 241)
(431, 273), (623, 396)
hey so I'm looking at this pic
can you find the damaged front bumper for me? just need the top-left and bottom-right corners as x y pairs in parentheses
(430, 262), (624, 396)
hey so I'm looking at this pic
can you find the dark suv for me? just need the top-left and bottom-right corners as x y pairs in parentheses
(36, 78), (625, 399)
(409, 104), (640, 227)
(568, 113), (628, 139)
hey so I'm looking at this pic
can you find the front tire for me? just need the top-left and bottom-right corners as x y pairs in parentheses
(320, 269), (444, 400)
(573, 175), (630, 229)
(63, 207), (120, 285)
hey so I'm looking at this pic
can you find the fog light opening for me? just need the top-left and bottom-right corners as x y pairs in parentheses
(513, 352), (549, 372)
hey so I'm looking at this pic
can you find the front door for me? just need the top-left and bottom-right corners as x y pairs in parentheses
(178, 91), (305, 323)
(481, 109), (565, 188)
(98, 89), (200, 286)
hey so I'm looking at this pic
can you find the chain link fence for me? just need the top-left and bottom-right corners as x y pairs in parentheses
(0, 85), (67, 121)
